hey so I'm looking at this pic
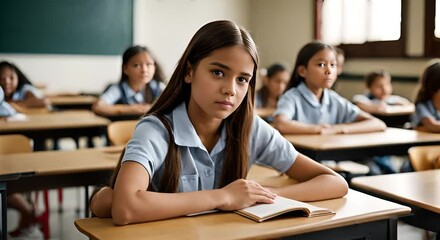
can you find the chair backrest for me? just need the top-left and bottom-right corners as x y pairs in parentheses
(0, 134), (32, 154)
(107, 120), (138, 146)
(408, 145), (440, 171)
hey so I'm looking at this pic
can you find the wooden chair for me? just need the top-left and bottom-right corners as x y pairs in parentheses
(408, 145), (440, 171)
(0, 135), (50, 239)
(0, 134), (32, 154)
(107, 120), (138, 146)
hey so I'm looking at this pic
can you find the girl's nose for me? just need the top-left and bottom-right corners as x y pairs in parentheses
(222, 78), (236, 96)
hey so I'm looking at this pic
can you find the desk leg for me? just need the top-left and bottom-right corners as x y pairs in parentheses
(84, 186), (89, 218)
(1, 182), (7, 240)
(284, 218), (397, 240)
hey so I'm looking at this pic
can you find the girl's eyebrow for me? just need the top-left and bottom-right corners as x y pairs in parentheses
(209, 62), (253, 77)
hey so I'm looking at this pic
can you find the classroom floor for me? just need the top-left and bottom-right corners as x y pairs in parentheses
(5, 138), (437, 240)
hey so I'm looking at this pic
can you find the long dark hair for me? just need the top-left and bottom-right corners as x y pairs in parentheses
(286, 41), (335, 90)
(0, 61), (33, 98)
(415, 61), (440, 104)
(257, 63), (288, 107)
(112, 20), (259, 192)
(120, 46), (165, 103)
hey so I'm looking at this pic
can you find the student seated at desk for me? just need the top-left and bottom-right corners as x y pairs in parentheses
(0, 61), (50, 112)
(412, 61), (440, 133)
(89, 20), (348, 225)
(93, 46), (166, 116)
(273, 41), (386, 135)
(0, 87), (43, 238)
(255, 63), (289, 122)
(353, 70), (414, 173)
(352, 70), (413, 114)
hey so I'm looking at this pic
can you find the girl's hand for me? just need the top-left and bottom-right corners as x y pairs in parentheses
(127, 104), (150, 115)
(216, 179), (277, 211)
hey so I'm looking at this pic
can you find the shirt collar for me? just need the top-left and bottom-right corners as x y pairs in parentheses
(297, 82), (330, 107)
(122, 82), (143, 101)
(172, 103), (227, 153)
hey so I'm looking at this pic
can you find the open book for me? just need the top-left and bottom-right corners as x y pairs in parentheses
(235, 196), (334, 222)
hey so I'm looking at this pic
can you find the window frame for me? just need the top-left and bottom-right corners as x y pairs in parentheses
(425, 0), (440, 57)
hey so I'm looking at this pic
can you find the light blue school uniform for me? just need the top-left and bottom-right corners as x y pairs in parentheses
(123, 102), (298, 192)
(100, 80), (164, 105)
(274, 82), (360, 124)
(11, 84), (44, 101)
(0, 87), (17, 117)
(412, 100), (440, 127)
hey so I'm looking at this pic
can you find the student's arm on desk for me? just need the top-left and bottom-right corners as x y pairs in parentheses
(94, 161), (276, 225)
(273, 114), (331, 134)
(92, 100), (150, 116)
(326, 112), (386, 134)
(273, 112), (386, 135)
(415, 117), (440, 133)
(263, 153), (348, 202)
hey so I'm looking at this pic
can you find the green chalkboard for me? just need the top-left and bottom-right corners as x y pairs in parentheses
(0, 0), (133, 55)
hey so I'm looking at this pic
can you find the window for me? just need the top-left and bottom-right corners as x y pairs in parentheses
(316, 0), (406, 58)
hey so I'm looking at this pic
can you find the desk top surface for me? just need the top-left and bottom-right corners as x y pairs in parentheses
(0, 110), (110, 132)
(0, 146), (122, 176)
(351, 169), (440, 214)
(75, 166), (410, 240)
(284, 128), (440, 150)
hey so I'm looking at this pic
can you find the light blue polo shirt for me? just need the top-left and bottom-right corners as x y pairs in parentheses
(123, 102), (297, 192)
(100, 80), (165, 105)
(412, 100), (440, 127)
(0, 87), (16, 117)
(11, 84), (44, 101)
(274, 82), (360, 124)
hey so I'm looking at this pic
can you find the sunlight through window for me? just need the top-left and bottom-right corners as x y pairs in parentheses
(321, 0), (401, 45)
(436, 0), (440, 38)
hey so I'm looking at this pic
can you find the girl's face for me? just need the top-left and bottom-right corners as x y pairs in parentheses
(369, 76), (392, 100)
(266, 70), (289, 97)
(185, 46), (254, 122)
(298, 48), (337, 94)
(0, 67), (19, 97)
(123, 52), (156, 86)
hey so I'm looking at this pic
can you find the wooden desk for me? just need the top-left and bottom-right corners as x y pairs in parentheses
(75, 166), (410, 240)
(351, 170), (440, 236)
(0, 145), (123, 239)
(372, 104), (415, 128)
(48, 95), (97, 110)
(0, 110), (110, 150)
(284, 128), (440, 161)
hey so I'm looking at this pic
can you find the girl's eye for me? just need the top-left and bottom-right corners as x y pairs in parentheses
(318, 63), (325, 67)
(146, 63), (154, 67)
(133, 64), (141, 68)
(237, 77), (250, 84)
(331, 63), (337, 68)
(212, 70), (224, 77)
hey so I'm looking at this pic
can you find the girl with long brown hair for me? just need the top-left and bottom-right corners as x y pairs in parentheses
(90, 20), (348, 225)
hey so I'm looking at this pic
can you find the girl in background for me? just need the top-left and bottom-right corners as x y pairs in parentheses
(0, 61), (49, 112)
(93, 45), (166, 116)
(89, 20), (348, 225)
(255, 63), (289, 122)
(412, 61), (440, 132)
(274, 41), (386, 135)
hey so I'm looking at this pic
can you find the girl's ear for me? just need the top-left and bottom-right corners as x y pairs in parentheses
(297, 65), (307, 78)
(184, 63), (193, 83)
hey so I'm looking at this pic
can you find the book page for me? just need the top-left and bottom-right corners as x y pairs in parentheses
(236, 196), (334, 222)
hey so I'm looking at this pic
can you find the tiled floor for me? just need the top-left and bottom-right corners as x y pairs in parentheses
(6, 187), (436, 240)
